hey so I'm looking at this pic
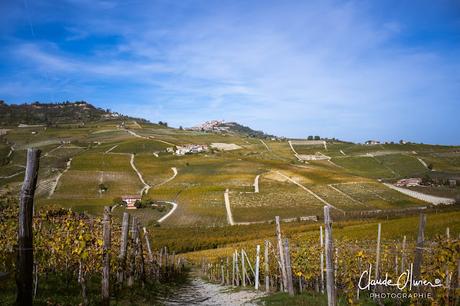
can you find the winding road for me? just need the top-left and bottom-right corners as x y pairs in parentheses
(157, 201), (179, 223)
(383, 183), (455, 205)
(129, 154), (151, 195)
(48, 158), (72, 198)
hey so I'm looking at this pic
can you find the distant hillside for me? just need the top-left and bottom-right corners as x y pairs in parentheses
(0, 101), (149, 126)
(190, 120), (277, 138)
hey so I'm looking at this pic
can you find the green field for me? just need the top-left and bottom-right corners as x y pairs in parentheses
(1, 120), (459, 228)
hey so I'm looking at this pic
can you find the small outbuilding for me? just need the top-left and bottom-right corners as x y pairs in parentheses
(122, 195), (141, 209)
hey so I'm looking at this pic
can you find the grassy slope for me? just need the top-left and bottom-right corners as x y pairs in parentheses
(1, 121), (459, 225)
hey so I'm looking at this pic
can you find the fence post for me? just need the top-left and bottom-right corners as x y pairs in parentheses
(127, 217), (137, 287)
(221, 261), (225, 284)
(117, 212), (129, 285)
(226, 257), (229, 285)
(375, 223), (381, 281)
(413, 213), (426, 281)
(320, 225), (325, 293)
(264, 240), (269, 292)
(241, 249), (246, 287)
(324, 206), (336, 306)
(255, 245), (260, 290)
(102, 206), (111, 306)
(235, 250), (240, 286)
(284, 238), (294, 296)
(401, 235), (407, 274)
(136, 222), (145, 286)
(16, 148), (41, 306)
(275, 216), (288, 291)
(232, 253), (236, 286)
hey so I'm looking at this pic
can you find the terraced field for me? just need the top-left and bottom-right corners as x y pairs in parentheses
(1, 120), (459, 227)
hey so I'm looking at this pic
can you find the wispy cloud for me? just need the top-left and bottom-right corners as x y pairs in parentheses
(1, 0), (459, 144)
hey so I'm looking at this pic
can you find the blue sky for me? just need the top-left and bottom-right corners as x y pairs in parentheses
(1, 0), (459, 144)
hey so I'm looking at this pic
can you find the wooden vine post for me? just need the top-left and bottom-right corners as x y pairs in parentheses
(320, 225), (325, 293)
(127, 217), (138, 287)
(232, 252), (236, 286)
(324, 206), (336, 306)
(255, 244), (260, 290)
(375, 223), (382, 281)
(401, 235), (407, 273)
(226, 257), (229, 285)
(117, 212), (130, 285)
(241, 249), (246, 287)
(275, 216), (288, 291)
(413, 213), (426, 282)
(284, 238), (294, 296)
(102, 206), (111, 306)
(16, 148), (41, 306)
(136, 221), (145, 286)
(264, 240), (270, 292)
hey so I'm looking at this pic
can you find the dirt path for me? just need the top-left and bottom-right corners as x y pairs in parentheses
(160, 276), (265, 305)
(48, 158), (72, 198)
(224, 189), (235, 225)
(105, 144), (118, 154)
(129, 154), (151, 195)
(154, 167), (178, 189)
(43, 144), (63, 157)
(383, 183), (455, 205)
(253, 175), (260, 193)
(259, 139), (270, 151)
(416, 157), (429, 169)
(157, 200), (178, 223)
(124, 128), (176, 146)
(132, 120), (142, 129)
(0, 171), (24, 179)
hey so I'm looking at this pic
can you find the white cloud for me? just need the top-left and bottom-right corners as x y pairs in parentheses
(2, 0), (459, 143)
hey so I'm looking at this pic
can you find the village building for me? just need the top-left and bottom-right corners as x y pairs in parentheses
(121, 195), (141, 209)
(364, 140), (380, 145)
(175, 144), (208, 156)
(395, 178), (422, 187)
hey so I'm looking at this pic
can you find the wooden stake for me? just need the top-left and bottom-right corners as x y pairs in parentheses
(401, 235), (407, 274)
(235, 250), (240, 286)
(255, 245), (260, 290)
(241, 249), (246, 287)
(117, 212), (129, 285)
(324, 206), (336, 306)
(284, 238), (294, 296)
(375, 223), (381, 281)
(127, 217), (137, 287)
(16, 148), (41, 306)
(102, 206), (111, 306)
(275, 216), (288, 291)
(226, 257), (229, 285)
(232, 253), (235, 286)
(264, 240), (270, 292)
(136, 223), (145, 286)
(143, 227), (153, 262)
(413, 213), (426, 281)
(221, 261), (225, 284)
(320, 225), (324, 293)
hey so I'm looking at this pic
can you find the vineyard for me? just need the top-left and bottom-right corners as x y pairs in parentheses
(0, 149), (187, 305)
(194, 210), (460, 305)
